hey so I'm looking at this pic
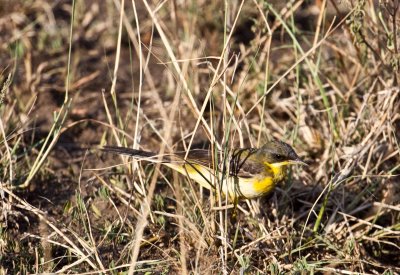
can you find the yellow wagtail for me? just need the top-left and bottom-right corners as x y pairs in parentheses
(102, 139), (305, 201)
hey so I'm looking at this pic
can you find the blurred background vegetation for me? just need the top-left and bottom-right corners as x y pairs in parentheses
(0, 0), (399, 273)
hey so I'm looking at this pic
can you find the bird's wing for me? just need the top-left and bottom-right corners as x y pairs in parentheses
(179, 148), (271, 180)
(176, 148), (233, 171)
(228, 148), (271, 179)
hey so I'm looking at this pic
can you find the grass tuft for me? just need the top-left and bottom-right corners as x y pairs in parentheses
(0, 0), (399, 273)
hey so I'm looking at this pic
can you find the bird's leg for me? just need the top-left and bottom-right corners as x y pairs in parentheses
(230, 197), (238, 223)
(230, 176), (240, 223)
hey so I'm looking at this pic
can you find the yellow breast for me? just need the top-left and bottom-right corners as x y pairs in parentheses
(252, 176), (275, 196)
(248, 161), (287, 197)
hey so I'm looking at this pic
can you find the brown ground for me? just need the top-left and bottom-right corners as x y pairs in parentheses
(1, 0), (399, 274)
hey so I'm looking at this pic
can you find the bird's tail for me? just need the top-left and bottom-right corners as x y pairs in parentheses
(101, 146), (172, 163)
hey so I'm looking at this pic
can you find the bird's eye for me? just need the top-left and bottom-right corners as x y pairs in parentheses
(274, 154), (284, 161)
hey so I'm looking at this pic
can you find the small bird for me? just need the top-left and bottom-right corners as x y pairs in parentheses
(101, 139), (306, 201)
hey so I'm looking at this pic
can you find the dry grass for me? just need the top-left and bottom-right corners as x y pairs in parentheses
(1, 0), (399, 274)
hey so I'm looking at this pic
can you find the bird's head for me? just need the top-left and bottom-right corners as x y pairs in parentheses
(258, 139), (306, 168)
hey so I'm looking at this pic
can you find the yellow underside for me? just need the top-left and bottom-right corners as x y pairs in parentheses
(164, 161), (285, 200)
(251, 176), (275, 194)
